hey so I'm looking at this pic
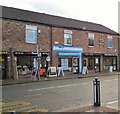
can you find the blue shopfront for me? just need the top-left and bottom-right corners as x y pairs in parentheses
(53, 46), (83, 73)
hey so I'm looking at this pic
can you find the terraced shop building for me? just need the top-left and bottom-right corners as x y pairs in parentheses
(1, 6), (119, 79)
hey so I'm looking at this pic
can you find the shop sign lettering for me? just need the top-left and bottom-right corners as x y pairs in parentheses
(53, 46), (82, 52)
(0, 51), (9, 54)
(0, 57), (4, 62)
(104, 53), (118, 56)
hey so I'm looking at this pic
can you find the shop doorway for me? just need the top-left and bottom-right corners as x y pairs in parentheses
(94, 57), (100, 72)
(87, 56), (100, 72)
(0, 56), (7, 79)
(72, 58), (79, 73)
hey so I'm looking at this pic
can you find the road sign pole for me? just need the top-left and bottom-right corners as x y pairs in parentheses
(37, 45), (41, 80)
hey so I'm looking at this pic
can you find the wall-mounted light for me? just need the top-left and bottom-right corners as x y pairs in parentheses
(38, 29), (41, 34)
(54, 41), (58, 45)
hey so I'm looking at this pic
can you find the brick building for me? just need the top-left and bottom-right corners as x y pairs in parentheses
(0, 6), (119, 79)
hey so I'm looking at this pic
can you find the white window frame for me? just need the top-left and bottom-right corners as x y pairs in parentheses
(108, 35), (113, 48)
(64, 30), (72, 46)
(26, 25), (37, 44)
(88, 33), (95, 47)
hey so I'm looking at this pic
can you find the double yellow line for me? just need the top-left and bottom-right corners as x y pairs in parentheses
(0, 101), (48, 112)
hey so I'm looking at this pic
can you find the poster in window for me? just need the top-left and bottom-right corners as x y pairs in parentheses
(73, 58), (78, 67)
(95, 58), (99, 64)
(61, 59), (68, 70)
(67, 38), (71, 44)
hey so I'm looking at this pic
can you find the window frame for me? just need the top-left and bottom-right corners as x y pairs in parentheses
(64, 30), (72, 46)
(88, 33), (95, 47)
(25, 25), (37, 44)
(108, 35), (113, 48)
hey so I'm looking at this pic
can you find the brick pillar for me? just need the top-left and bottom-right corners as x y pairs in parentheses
(117, 55), (120, 71)
(9, 48), (14, 79)
(9, 48), (18, 80)
(100, 55), (103, 72)
(52, 51), (58, 67)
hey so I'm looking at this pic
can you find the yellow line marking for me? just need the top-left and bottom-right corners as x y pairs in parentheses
(24, 93), (41, 98)
(2, 110), (16, 112)
(20, 113), (29, 114)
(28, 109), (37, 112)
(2, 104), (31, 111)
(0, 101), (47, 112)
(4, 106), (35, 112)
(0, 102), (5, 105)
(38, 108), (48, 112)
(2, 101), (30, 107)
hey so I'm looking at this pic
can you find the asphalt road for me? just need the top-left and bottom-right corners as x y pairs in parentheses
(1, 74), (119, 112)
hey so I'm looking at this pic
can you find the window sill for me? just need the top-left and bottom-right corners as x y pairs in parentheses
(108, 47), (113, 48)
(64, 44), (72, 46)
(88, 46), (94, 47)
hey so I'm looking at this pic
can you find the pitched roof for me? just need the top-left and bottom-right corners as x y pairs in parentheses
(1, 6), (118, 35)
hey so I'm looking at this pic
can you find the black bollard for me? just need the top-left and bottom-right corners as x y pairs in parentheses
(93, 77), (101, 106)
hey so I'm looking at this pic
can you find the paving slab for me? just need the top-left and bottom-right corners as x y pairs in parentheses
(55, 105), (119, 113)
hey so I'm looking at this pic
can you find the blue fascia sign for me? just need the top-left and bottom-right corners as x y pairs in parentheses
(58, 52), (81, 57)
(53, 45), (82, 52)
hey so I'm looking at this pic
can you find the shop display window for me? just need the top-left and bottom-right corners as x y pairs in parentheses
(58, 58), (72, 71)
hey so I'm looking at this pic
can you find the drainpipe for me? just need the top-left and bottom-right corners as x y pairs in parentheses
(50, 26), (53, 66)
(118, 34), (120, 71)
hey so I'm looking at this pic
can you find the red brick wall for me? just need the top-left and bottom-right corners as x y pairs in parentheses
(2, 19), (51, 52)
(52, 27), (119, 66)
(2, 19), (119, 67)
(52, 27), (118, 53)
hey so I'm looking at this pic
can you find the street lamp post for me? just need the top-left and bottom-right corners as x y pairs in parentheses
(37, 29), (41, 80)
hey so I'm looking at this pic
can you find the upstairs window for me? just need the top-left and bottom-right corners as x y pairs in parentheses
(64, 30), (72, 45)
(88, 33), (95, 47)
(26, 25), (37, 44)
(108, 35), (113, 48)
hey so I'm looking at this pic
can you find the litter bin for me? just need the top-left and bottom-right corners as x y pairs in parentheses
(109, 66), (113, 72)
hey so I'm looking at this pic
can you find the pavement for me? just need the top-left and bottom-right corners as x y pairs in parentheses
(1, 71), (120, 86)
(1, 71), (120, 113)
(55, 104), (119, 113)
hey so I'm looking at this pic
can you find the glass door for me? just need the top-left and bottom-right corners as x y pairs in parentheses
(72, 57), (79, 74)
(94, 57), (100, 72)
(112, 57), (117, 71)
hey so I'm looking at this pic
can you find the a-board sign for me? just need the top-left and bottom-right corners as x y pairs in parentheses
(47, 67), (57, 77)
(82, 67), (88, 74)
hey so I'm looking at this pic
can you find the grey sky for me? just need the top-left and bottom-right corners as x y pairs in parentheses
(1, 0), (119, 32)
